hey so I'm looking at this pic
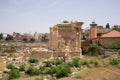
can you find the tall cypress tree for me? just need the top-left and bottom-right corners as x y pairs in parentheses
(106, 23), (110, 29)
(0, 33), (3, 41)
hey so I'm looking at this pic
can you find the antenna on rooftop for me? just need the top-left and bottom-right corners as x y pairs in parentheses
(92, 18), (96, 24)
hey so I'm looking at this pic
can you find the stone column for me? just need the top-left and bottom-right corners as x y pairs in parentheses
(72, 22), (84, 58)
(49, 27), (53, 50)
(76, 22), (84, 50)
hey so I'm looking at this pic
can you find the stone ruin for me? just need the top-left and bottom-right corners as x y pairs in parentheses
(48, 21), (84, 60)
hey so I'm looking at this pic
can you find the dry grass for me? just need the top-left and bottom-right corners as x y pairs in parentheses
(81, 67), (120, 80)
(74, 68), (89, 79)
(0, 59), (6, 71)
(60, 66), (120, 80)
(14, 76), (43, 80)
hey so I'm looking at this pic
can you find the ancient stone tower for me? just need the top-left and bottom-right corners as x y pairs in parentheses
(49, 21), (84, 52)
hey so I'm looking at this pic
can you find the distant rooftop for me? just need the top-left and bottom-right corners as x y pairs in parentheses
(101, 30), (120, 38)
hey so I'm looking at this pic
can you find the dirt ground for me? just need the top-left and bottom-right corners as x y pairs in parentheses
(60, 66), (120, 80)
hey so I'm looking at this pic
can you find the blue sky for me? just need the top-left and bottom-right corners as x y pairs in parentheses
(0, 0), (120, 34)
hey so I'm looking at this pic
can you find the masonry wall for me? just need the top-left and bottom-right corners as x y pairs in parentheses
(81, 40), (92, 51)
(49, 27), (59, 50)
(92, 37), (120, 48)
(28, 51), (81, 60)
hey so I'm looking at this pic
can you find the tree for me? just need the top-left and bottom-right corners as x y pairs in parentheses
(88, 43), (101, 56)
(30, 38), (35, 42)
(109, 41), (119, 49)
(23, 37), (28, 42)
(113, 25), (120, 32)
(63, 20), (69, 23)
(106, 23), (110, 29)
(0, 33), (3, 41)
(5, 34), (13, 41)
(41, 35), (47, 42)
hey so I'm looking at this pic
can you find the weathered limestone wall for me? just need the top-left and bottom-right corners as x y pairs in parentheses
(69, 51), (81, 57)
(49, 26), (59, 50)
(53, 51), (80, 58)
(31, 51), (53, 60)
(26, 51), (81, 60)
(49, 21), (83, 51)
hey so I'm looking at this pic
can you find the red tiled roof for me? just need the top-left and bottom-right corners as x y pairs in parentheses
(101, 30), (120, 38)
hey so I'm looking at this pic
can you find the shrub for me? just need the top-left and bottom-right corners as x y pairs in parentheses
(44, 61), (52, 67)
(26, 67), (34, 76)
(102, 54), (109, 59)
(89, 60), (99, 67)
(54, 60), (64, 65)
(109, 41), (119, 49)
(19, 64), (25, 71)
(45, 67), (56, 76)
(12, 58), (16, 61)
(44, 60), (64, 67)
(94, 61), (99, 67)
(81, 60), (88, 65)
(118, 51), (120, 56)
(110, 59), (119, 65)
(33, 68), (40, 75)
(0, 45), (2, 51)
(88, 43), (100, 56)
(66, 61), (74, 67)
(6, 64), (16, 70)
(39, 66), (45, 74)
(55, 64), (71, 78)
(28, 58), (39, 63)
(26, 67), (40, 76)
(63, 20), (69, 23)
(45, 64), (71, 78)
(10, 45), (17, 51)
(72, 57), (80, 67)
(81, 60), (89, 67)
(89, 60), (94, 64)
(8, 69), (20, 80)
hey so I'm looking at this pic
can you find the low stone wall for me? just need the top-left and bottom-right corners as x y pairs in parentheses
(54, 51), (81, 59)
(81, 40), (92, 51)
(53, 51), (65, 57)
(28, 51), (81, 60)
(69, 51), (80, 57)
(31, 51), (53, 60)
